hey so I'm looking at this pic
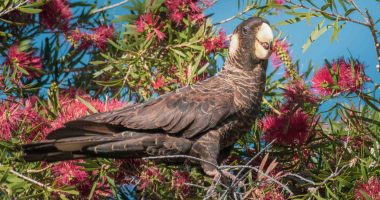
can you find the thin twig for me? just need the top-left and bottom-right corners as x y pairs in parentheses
(365, 9), (380, 71)
(219, 140), (276, 199)
(348, 0), (367, 21)
(0, 0), (29, 17)
(281, 173), (316, 185)
(213, 2), (257, 25)
(0, 163), (51, 191)
(287, 0), (369, 26)
(142, 155), (225, 180)
(220, 165), (294, 196)
(90, 0), (130, 14)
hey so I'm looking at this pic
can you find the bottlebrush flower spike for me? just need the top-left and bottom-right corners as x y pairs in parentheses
(172, 171), (190, 197)
(67, 25), (114, 51)
(261, 108), (311, 146)
(0, 98), (47, 142)
(52, 161), (88, 186)
(271, 38), (291, 68)
(165, 0), (205, 24)
(203, 30), (228, 53)
(355, 176), (380, 200)
(152, 75), (165, 89)
(271, 38), (299, 79)
(283, 80), (319, 106)
(274, 0), (285, 5)
(311, 58), (369, 96)
(135, 13), (165, 41)
(39, 0), (72, 31)
(5, 44), (43, 79)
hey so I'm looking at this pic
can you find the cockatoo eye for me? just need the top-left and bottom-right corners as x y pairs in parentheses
(242, 26), (249, 35)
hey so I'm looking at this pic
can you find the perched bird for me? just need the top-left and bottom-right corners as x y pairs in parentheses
(22, 17), (273, 179)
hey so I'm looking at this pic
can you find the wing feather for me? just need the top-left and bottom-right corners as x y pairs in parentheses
(66, 77), (235, 139)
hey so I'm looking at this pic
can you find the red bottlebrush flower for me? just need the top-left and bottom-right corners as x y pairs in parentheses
(91, 25), (115, 50)
(172, 171), (190, 197)
(139, 167), (164, 190)
(5, 44), (43, 80)
(170, 12), (184, 24)
(271, 38), (291, 68)
(203, 30), (228, 53)
(261, 109), (311, 146)
(311, 59), (369, 96)
(274, 0), (285, 5)
(39, 0), (72, 31)
(52, 161), (88, 186)
(135, 13), (166, 41)
(152, 75), (165, 89)
(283, 80), (319, 106)
(165, 0), (205, 24)
(355, 177), (380, 200)
(263, 189), (285, 200)
(67, 25), (114, 51)
(0, 97), (47, 142)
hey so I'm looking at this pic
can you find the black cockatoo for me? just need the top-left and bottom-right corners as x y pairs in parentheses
(22, 17), (273, 178)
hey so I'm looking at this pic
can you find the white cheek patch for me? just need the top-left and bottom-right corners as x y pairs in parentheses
(255, 23), (274, 59)
(229, 34), (239, 56)
(257, 23), (274, 42)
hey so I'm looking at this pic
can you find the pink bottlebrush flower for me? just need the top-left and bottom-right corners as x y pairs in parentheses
(311, 59), (369, 96)
(135, 13), (166, 41)
(153, 28), (166, 41)
(170, 12), (184, 24)
(173, 171), (190, 196)
(0, 97), (47, 142)
(114, 159), (145, 184)
(270, 38), (291, 68)
(261, 109), (311, 146)
(5, 44), (43, 79)
(283, 80), (319, 106)
(39, 0), (72, 31)
(355, 177), (380, 200)
(67, 25), (114, 51)
(203, 30), (228, 53)
(91, 25), (115, 50)
(135, 13), (155, 32)
(139, 167), (164, 190)
(52, 161), (88, 186)
(274, 0), (285, 5)
(165, 0), (205, 24)
(152, 75), (165, 89)
(263, 189), (285, 200)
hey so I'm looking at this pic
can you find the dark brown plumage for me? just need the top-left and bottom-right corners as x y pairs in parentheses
(22, 17), (273, 177)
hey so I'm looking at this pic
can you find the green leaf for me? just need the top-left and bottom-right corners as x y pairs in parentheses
(18, 7), (42, 14)
(345, 8), (356, 17)
(302, 19), (330, 53)
(76, 95), (98, 113)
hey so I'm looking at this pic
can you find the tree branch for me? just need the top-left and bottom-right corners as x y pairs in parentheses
(365, 9), (380, 71)
(0, 0), (29, 17)
(213, 2), (258, 25)
(90, 0), (130, 14)
(287, 0), (369, 27)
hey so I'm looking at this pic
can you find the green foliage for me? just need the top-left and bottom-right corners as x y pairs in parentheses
(0, 0), (379, 199)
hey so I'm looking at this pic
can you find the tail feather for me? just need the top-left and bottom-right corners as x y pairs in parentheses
(22, 128), (151, 162)
(22, 127), (192, 163)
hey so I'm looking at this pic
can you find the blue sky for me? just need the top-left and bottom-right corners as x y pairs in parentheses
(205, 1), (380, 82)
